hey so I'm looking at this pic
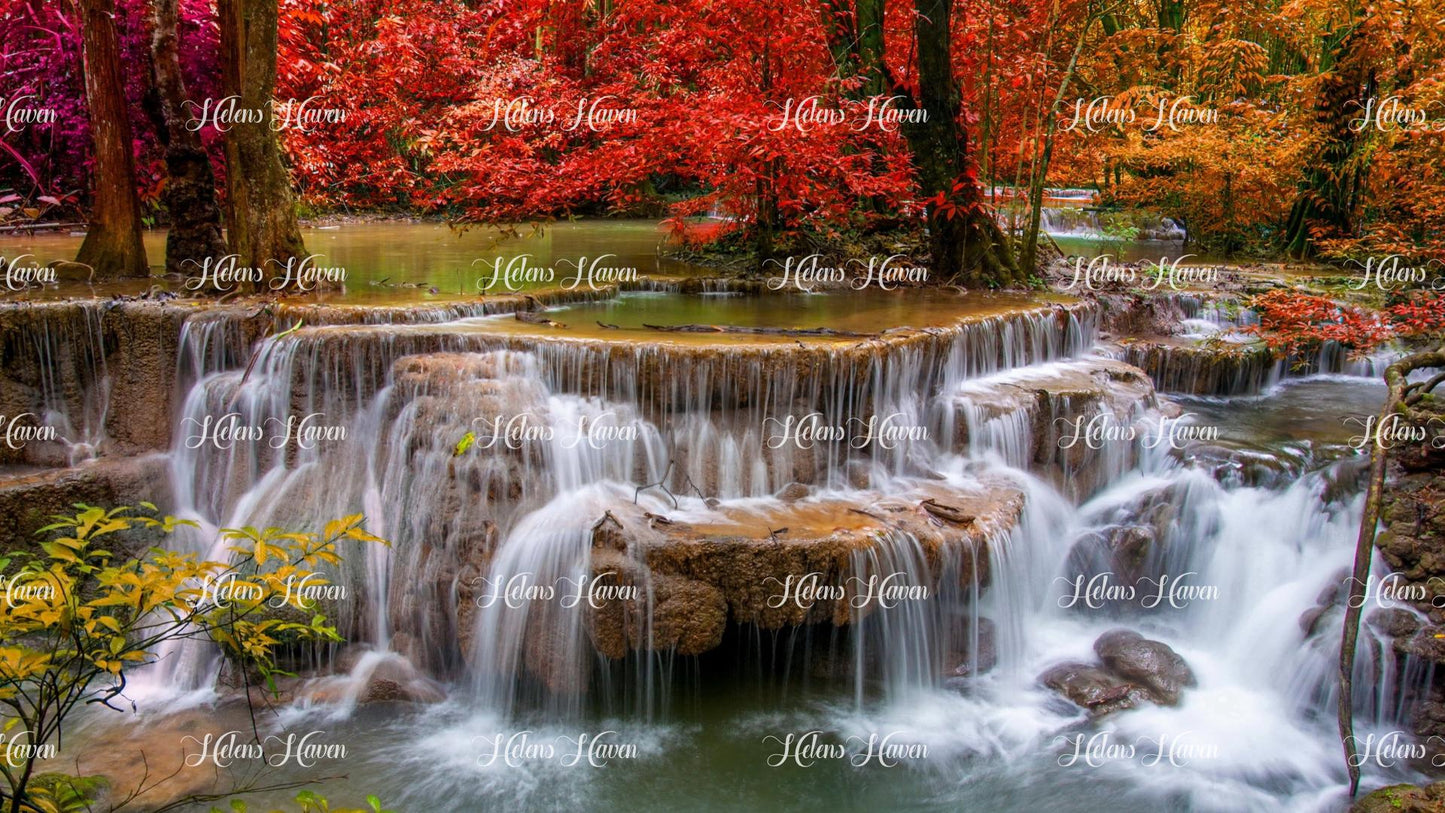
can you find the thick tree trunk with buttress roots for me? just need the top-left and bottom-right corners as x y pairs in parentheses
(75, 0), (149, 279)
(905, 0), (1021, 287)
(217, 0), (306, 284)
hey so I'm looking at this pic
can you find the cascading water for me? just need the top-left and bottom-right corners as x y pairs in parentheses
(117, 290), (1423, 811)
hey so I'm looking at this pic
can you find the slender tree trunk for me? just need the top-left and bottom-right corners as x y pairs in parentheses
(755, 170), (777, 264)
(820, 0), (858, 80)
(755, 40), (778, 265)
(905, 0), (1020, 286)
(217, 0), (305, 282)
(151, 0), (228, 275)
(855, 0), (885, 97)
(1021, 12), (1095, 272)
(75, 0), (148, 278)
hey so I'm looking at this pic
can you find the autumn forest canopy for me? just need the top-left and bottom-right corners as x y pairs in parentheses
(1, 0), (1443, 284)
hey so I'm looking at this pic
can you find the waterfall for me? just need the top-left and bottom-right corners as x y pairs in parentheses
(101, 284), (1430, 809)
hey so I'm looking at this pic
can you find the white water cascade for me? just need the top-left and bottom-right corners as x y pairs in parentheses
(120, 291), (1424, 811)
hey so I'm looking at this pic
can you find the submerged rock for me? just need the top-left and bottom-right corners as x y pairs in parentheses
(1039, 628), (1196, 715)
(1039, 661), (1150, 716)
(946, 617), (998, 677)
(1093, 629), (1197, 705)
(299, 651), (447, 706)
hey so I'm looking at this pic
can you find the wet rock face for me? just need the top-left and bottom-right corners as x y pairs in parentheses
(1092, 629), (1196, 705)
(1378, 460), (1445, 626)
(1064, 483), (1192, 591)
(1040, 662), (1152, 716)
(1350, 782), (1445, 813)
(586, 549), (728, 658)
(1370, 608), (1424, 640)
(301, 651), (447, 706)
(1361, 454), (1445, 770)
(945, 617), (998, 677)
(0, 454), (172, 550)
(0, 301), (188, 466)
(1116, 340), (1277, 397)
(950, 358), (1164, 501)
(621, 481), (1016, 632)
(1039, 629), (1196, 715)
(1093, 292), (1192, 339)
(484, 480), (1023, 695)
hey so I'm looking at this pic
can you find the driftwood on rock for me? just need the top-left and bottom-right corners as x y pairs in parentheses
(515, 311), (566, 328)
(644, 512), (674, 529)
(921, 498), (975, 526)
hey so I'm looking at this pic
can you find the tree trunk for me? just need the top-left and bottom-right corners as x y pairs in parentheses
(1284, 25), (1373, 259)
(819, 0), (858, 80)
(905, 0), (1020, 287)
(855, 0), (885, 97)
(217, 0), (305, 282)
(151, 0), (228, 275)
(1021, 11), (1095, 272)
(754, 40), (778, 266)
(75, 0), (148, 278)
(755, 172), (776, 264)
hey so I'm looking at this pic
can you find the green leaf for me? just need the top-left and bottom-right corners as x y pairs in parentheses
(454, 431), (476, 456)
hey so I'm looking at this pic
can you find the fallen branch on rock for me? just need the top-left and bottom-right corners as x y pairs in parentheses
(515, 310), (566, 327)
(920, 498), (975, 526)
